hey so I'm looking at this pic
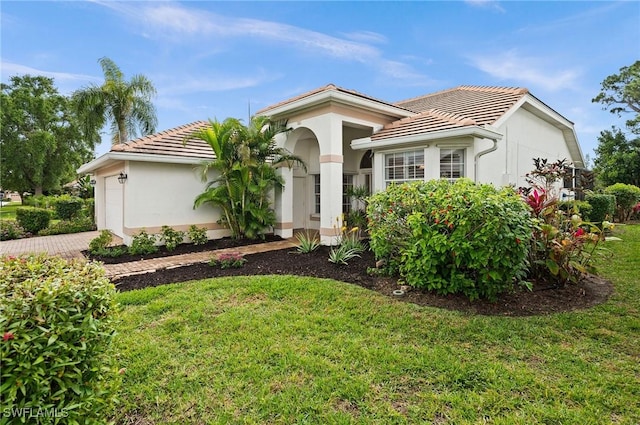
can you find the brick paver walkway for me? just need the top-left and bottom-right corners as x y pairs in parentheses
(1, 231), (297, 280)
(0, 231), (106, 260)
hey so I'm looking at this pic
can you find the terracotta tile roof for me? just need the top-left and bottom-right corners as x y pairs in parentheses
(395, 85), (528, 126)
(256, 83), (410, 115)
(110, 121), (214, 159)
(372, 109), (477, 141)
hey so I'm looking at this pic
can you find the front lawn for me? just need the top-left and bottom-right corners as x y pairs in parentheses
(113, 225), (640, 424)
(0, 202), (20, 220)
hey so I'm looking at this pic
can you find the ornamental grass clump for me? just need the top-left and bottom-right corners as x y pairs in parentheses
(367, 179), (533, 301)
(0, 255), (120, 424)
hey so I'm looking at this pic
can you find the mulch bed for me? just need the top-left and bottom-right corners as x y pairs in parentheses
(110, 243), (614, 317)
(84, 234), (284, 264)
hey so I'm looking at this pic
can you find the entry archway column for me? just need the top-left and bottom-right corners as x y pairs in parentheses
(319, 155), (343, 245)
(274, 166), (294, 239)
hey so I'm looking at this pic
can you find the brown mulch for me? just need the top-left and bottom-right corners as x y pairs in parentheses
(111, 244), (614, 317)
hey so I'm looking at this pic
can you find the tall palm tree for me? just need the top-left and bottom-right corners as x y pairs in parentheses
(73, 57), (157, 144)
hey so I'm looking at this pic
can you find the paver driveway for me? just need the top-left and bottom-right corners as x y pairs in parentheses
(0, 231), (104, 260)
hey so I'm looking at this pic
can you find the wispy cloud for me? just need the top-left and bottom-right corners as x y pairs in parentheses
(93, 1), (430, 85)
(467, 50), (581, 92)
(465, 0), (505, 13)
(157, 72), (278, 96)
(0, 61), (100, 84)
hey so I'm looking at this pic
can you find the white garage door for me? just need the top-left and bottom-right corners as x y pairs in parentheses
(104, 176), (123, 238)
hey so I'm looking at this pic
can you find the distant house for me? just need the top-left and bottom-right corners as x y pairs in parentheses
(79, 84), (585, 245)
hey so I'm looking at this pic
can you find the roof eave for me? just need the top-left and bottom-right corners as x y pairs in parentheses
(77, 151), (211, 174)
(258, 89), (413, 120)
(351, 126), (503, 150)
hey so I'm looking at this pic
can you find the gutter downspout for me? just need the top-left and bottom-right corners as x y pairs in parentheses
(474, 138), (499, 182)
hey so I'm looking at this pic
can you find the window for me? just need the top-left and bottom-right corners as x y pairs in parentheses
(343, 174), (354, 213)
(385, 150), (424, 185)
(440, 149), (465, 181)
(313, 174), (321, 214)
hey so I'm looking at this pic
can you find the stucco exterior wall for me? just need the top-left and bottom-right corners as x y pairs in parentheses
(481, 108), (574, 189)
(121, 161), (227, 244)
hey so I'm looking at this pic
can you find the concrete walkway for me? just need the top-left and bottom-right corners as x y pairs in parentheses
(0, 231), (297, 280)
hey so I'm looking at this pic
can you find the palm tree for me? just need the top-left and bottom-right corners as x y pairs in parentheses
(189, 117), (305, 239)
(73, 57), (157, 144)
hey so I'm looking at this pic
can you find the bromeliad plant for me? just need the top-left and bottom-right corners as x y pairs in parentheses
(521, 158), (610, 285)
(209, 252), (247, 269)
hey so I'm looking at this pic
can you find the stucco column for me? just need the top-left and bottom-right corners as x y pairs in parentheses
(319, 156), (343, 245)
(274, 166), (294, 239)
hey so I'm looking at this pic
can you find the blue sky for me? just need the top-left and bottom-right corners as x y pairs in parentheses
(1, 1), (638, 163)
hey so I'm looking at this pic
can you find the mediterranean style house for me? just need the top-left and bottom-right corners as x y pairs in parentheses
(78, 84), (585, 245)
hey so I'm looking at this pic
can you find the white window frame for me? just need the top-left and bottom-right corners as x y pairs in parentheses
(439, 148), (466, 182)
(384, 149), (425, 186)
(313, 174), (321, 215)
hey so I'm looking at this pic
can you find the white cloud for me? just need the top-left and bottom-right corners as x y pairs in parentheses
(93, 1), (430, 84)
(1, 61), (99, 83)
(468, 50), (581, 92)
(464, 0), (505, 13)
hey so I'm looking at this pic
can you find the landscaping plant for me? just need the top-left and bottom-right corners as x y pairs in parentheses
(128, 229), (158, 255)
(188, 116), (305, 240)
(328, 217), (365, 265)
(209, 252), (247, 269)
(295, 231), (321, 254)
(160, 225), (185, 251)
(0, 255), (120, 424)
(89, 229), (114, 253)
(187, 224), (208, 245)
(604, 182), (640, 222)
(15, 208), (51, 234)
(521, 158), (609, 285)
(368, 179), (533, 300)
(0, 221), (26, 241)
(585, 193), (616, 223)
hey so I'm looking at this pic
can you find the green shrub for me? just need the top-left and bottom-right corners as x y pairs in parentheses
(367, 179), (533, 300)
(209, 252), (246, 269)
(38, 216), (96, 236)
(15, 208), (51, 234)
(558, 200), (592, 221)
(160, 225), (185, 251)
(604, 183), (640, 222)
(187, 225), (208, 246)
(54, 195), (84, 220)
(89, 229), (114, 253)
(0, 255), (120, 424)
(0, 221), (26, 241)
(585, 193), (616, 223)
(84, 198), (95, 224)
(129, 229), (158, 255)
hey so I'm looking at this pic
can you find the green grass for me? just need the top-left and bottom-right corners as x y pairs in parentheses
(113, 225), (640, 424)
(0, 202), (21, 220)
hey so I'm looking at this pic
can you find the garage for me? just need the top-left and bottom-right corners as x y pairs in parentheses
(104, 175), (123, 238)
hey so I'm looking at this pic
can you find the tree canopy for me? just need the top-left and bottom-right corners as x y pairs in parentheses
(73, 57), (157, 145)
(590, 61), (640, 187)
(592, 60), (640, 134)
(1, 75), (97, 195)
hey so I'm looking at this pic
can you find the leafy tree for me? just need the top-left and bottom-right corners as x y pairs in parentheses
(73, 57), (157, 144)
(593, 127), (640, 187)
(592, 60), (640, 134)
(189, 116), (305, 239)
(1, 75), (96, 195)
